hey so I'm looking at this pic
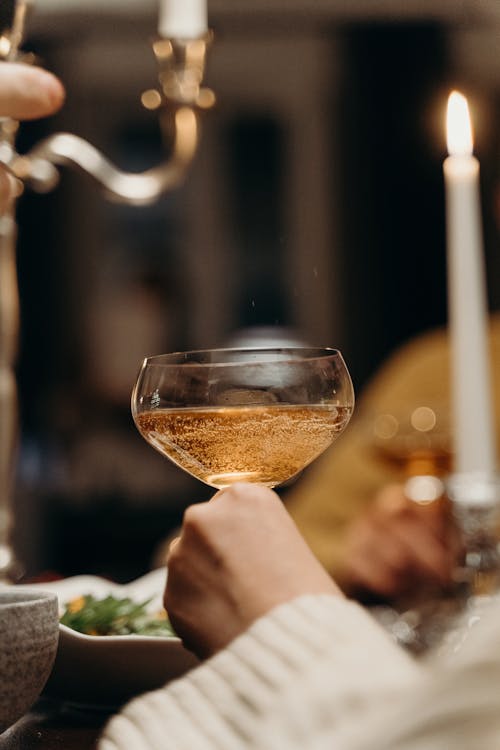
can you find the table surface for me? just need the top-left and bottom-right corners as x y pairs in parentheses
(0, 700), (111, 750)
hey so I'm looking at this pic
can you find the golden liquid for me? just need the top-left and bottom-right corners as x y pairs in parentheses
(374, 443), (452, 478)
(135, 404), (352, 488)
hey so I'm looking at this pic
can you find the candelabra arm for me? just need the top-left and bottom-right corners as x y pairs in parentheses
(11, 106), (199, 206)
(0, 29), (213, 206)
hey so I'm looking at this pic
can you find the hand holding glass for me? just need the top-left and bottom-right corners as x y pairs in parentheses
(131, 347), (354, 489)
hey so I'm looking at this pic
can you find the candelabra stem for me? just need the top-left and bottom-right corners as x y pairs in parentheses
(0, 207), (20, 582)
(448, 472), (500, 598)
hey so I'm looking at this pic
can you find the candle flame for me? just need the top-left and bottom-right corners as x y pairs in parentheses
(446, 91), (473, 157)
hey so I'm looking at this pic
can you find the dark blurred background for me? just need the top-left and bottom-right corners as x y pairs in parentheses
(10, 0), (500, 580)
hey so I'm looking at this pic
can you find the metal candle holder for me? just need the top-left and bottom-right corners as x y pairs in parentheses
(0, 0), (214, 580)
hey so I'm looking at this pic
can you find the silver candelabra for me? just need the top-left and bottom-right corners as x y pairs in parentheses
(0, 0), (214, 580)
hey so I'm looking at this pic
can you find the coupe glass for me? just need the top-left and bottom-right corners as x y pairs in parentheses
(131, 347), (354, 490)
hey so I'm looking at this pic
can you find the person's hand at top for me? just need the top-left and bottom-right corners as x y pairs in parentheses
(165, 482), (342, 658)
(335, 483), (462, 604)
(0, 62), (65, 213)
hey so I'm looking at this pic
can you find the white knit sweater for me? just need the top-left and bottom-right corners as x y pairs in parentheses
(99, 594), (500, 750)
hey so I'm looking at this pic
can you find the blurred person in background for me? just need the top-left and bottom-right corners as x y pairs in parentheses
(284, 318), (500, 605)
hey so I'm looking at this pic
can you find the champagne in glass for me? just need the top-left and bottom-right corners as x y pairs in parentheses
(131, 347), (354, 489)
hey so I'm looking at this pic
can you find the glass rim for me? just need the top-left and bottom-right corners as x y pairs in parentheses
(141, 346), (344, 368)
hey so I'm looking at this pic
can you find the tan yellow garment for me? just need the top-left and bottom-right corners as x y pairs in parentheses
(285, 315), (500, 575)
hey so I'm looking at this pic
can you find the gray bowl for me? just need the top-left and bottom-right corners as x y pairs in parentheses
(0, 588), (59, 734)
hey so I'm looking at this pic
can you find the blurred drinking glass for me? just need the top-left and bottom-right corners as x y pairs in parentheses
(371, 403), (452, 505)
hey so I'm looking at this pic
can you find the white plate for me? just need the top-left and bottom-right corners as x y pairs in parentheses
(25, 569), (199, 708)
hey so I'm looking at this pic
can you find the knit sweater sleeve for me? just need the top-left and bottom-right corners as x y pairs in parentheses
(98, 594), (421, 750)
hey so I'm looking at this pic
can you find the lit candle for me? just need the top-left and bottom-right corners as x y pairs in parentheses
(158, 0), (207, 38)
(444, 91), (496, 474)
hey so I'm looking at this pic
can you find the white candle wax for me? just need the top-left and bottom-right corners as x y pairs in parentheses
(444, 91), (496, 474)
(158, 0), (207, 38)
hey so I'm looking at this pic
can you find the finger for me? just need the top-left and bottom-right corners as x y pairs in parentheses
(344, 548), (408, 599)
(168, 536), (180, 553)
(375, 484), (409, 514)
(210, 481), (279, 510)
(378, 487), (454, 565)
(208, 487), (228, 502)
(389, 512), (452, 585)
(0, 63), (65, 120)
(341, 516), (416, 599)
(346, 564), (397, 599)
(377, 483), (447, 529)
(165, 535), (183, 570)
(208, 482), (269, 504)
(410, 505), (457, 572)
(369, 542), (416, 594)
